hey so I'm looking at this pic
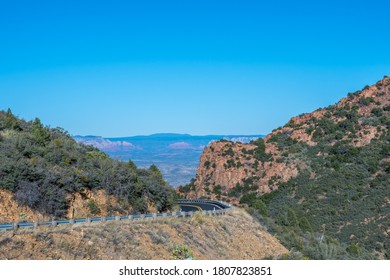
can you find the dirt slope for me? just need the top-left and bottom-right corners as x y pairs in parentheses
(0, 208), (288, 260)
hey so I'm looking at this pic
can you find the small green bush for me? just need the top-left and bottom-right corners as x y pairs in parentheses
(171, 244), (194, 260)
(87, 199), (101, 215)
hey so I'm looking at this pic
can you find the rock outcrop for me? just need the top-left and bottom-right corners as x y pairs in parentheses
(181, 76), (390, 204)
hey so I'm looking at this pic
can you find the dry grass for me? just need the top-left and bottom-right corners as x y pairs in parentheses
(0, 208), (288, 260)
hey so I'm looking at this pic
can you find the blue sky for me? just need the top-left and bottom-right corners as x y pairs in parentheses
(1, 0), (389, 137)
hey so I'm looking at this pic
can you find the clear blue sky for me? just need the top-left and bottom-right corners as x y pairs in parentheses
(1, 0), (389, 137)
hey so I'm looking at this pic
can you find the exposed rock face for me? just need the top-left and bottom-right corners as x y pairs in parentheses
(0, 188), (137, 222)
(0, 190), (42, 223)
(184, 77), (390, 203)
(190, 142), (299, 203)
(195, 142), (258, 196)
(66, 189), (131, 219)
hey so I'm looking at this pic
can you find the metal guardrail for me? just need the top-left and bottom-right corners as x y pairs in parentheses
(0, 199), (231, 232)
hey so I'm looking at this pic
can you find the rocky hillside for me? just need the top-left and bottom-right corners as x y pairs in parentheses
(0, 208), (288, 260)
(0, 110), (176, 222)
(180, 76), (390, 259)
(183, 139), (299, 203)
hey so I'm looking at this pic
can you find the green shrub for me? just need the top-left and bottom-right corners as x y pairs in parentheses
(252, 200), (269, 217)
(171, 244), (194, 260)
(371, 108), (383, 117)
(359, 97), (374, 106)
(87, 199), (101, 215)
(223, 147), (234, 157)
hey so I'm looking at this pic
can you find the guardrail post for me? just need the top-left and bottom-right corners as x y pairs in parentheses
(33, 222), (38, 229)
(152, 213), (157, 219)
(162, 213), (167, 218)
(181, 212), (186, 218)
(115, 216), (120, 221)
(128, 215), (133, 220)
(69, 219), (75, 225)
(86, 217), (91, 223)
(172, 212), (177, 218)
(140, 214), (145, 220)
(52, 220), (58, 227)
(101, 217), (106, 222)
(13, 223), (19, 230)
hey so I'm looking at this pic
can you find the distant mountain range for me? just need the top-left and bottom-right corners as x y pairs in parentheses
(74, 134), (263, 186)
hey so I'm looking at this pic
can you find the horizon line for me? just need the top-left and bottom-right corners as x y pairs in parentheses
(73, 133), (266, 139)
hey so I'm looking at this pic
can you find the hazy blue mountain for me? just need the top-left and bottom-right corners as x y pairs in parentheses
(74, 134), (263, 187)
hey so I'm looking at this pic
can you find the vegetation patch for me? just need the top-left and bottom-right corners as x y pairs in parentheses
(0, 109), (177, 219)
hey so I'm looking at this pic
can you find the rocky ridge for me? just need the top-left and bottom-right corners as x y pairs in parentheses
(181, 76), (390, 204)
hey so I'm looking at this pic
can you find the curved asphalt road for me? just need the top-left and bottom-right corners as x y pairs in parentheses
(178, 199), (228, 212)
